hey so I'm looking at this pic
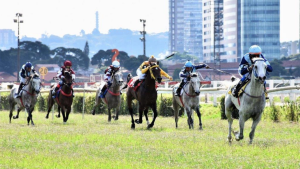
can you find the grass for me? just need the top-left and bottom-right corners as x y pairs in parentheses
(0, 107), (300, 169)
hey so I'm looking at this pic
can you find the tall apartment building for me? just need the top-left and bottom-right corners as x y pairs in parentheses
(203, 0), (280, 63)
(0, 29), (16, 49)
(169, 0), (203, 61)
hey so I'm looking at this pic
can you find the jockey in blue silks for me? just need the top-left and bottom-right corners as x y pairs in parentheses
(175, 60), (209, 96)
(15, 62), (38, 98)
(232, 45), (273, 98)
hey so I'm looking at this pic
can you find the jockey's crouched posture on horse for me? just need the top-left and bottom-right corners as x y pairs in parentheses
(232, 45), (273, 99)
(52, 60), (75, 98)
(133, 55), (173, 87)
(15, 62), (39, 98)
(175, 61), (209, 96)
(99, 60), (121, 98)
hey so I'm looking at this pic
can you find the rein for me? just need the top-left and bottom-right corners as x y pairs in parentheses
(241, 88), (264, 98)
(183, 82), (198, 98)
(149, 65), (160, 80)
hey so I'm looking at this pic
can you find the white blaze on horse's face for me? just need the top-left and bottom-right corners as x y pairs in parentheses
(32, 77), (41, 94)
(190, 74), (200, 95)
(253, 59), (267, 83)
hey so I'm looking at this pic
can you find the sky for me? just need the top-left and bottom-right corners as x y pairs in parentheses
(0, 0), (298, 42)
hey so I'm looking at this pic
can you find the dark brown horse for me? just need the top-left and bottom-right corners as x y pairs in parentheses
(126, 65), (162, 129)
(46, 71), (73, 123)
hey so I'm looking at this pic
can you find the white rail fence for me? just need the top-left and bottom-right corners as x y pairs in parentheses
(0, 80), (299, 116)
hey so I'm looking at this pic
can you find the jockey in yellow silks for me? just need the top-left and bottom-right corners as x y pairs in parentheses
(133, 55), (173, 87)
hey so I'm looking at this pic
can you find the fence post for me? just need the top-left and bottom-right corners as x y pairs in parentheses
(289, 80), (295, 101)
(82, 89), (85, 119)
(268, 80), (274, 104)
(213, 81), (217, 106)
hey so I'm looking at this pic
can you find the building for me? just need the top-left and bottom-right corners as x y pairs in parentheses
(169, 0), (203, 61)
(0, 29), (16, 49)
(203, 0), (280, 63)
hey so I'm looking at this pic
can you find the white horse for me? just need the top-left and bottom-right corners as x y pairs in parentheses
(172, 73), (202, 129)
(8, 75), (41, 125)
(225, 58), (267, 144)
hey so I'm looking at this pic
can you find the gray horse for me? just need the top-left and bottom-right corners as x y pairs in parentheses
(92, 71), (123, 121)
(172, 73), (202, 129)
(8, 75), (41, 125)
(225, 58), (267, 144)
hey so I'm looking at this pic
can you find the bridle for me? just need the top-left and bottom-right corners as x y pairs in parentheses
(149, 65), (160, 80)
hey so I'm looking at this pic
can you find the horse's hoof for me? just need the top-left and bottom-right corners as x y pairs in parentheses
(135, 119), (142, 124)
(131, 124), (135, 129)
(56, 115), (60, 118)
(13, 116), (18, 119)
(199, 126), (203, 130)
(45, 116), (48, 119)
(63, 122), (67, 125)
(147, 124), (154, 129)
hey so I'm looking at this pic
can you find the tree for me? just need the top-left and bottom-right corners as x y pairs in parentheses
(269, 59), (286, 76)
(173, 68), (182, 81)
(83, 41), (89, 57)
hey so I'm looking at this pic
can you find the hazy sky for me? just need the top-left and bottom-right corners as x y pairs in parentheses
(0, 0), (298, 42)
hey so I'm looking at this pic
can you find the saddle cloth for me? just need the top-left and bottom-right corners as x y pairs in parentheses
(228, 81), (250, 97)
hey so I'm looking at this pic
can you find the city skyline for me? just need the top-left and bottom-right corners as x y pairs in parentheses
(0, 0), (298, 42)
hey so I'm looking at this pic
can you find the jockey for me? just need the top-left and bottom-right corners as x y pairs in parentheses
(52, 60), (75, 98)
(15, 62), (38, 98)
(232, 45), (273, 98)
(175, 60), (209, 96)
(133, 55), (173, 87)
(99, 60), (121, 97)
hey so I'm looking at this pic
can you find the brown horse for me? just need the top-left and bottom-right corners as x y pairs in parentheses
(46, 71), (73, 123)
(126, 65), (162, 129)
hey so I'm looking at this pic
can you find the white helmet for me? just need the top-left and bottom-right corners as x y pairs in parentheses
(249, 45), (262, 54)
(112, 60), (120, 68)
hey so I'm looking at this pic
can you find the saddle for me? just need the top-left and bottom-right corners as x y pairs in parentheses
(128, 77), (143, 91)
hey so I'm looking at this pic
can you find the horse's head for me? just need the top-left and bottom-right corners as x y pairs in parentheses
(63, 71), (73, 87)
(189, 73), (201, 95)
(112, 72), (124, 86)
(252, 58), (267, 84)
(30, 74), (41, 94)
(149, 65), (162, 83)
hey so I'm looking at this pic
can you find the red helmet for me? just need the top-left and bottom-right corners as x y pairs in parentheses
(64, 60), (72, 67)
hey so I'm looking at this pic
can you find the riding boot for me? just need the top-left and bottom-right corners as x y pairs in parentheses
(133, 79), (141, 87)
(175, 80), (185, 96)
(15, 83), (24, 98)
(52, 87), (59, 99)
(99, 85), (107, 98)
(232, 80), (243, 98)
(71, 89), (74, 97)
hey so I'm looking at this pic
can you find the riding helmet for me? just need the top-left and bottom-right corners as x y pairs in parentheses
(112, 60), (120, 68)
(64, 60), (72, 67)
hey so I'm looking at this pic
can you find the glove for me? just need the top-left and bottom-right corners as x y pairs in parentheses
(205, 65), (210, 69)
(61, 75), (65, 79)
(169, 77), (173, 81)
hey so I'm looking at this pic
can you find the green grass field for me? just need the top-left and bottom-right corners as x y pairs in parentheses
(0, 106), (299, 169)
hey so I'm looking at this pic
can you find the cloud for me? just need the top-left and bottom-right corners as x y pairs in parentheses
(157, 51), (170, 60)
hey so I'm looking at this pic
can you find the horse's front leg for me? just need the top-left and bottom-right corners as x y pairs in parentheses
(108, 108), (112, 122)
(46, 96), (54, 119)
(65, 106), (71, 123)
(114, 106), (120, 121)
(249, 113), (262, 144)
(144, 107), (149, 125)
(234, 114), (245, 141)
(195, 107), (202, 130)
(225, 109), (233, 143)
(148, 104), (158, 129)
(185, 108), (194, 129)
(56, 106), (61, 118)
(9, 102), (15, 123)
(27, 107), (35, 126)
(60, 107), (67, 124)
(135, 104), (144, 124)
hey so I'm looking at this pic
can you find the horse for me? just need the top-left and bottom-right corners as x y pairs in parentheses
(8, 75), (41, 125)
(172, 73), (202, 129)
(46, 71), (73, 123)
(127, 65), (162, 129)
(92, 71), (124, 122)
(225, 58), (267, 144)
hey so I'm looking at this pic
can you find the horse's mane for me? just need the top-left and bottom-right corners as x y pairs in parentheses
(252, 58), (264, 63)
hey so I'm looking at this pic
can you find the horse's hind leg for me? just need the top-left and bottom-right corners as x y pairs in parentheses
(56, 106), (61, 118)
(173, 100), (180, 128)
(13, 107), (22, 119)
(135, 105), (144, 124)
(9, 103), (15, 123)
(127, 96), (135, 129)
(235, 113), (245, 141)
(65, 107), (71, 123)
(195, 107), (202, 130)
(46, 98), (54, 119)
(27, 107), (34, 126)
(249, 113), (262, 144)
(225, 97), (234, 142)
(108, 108), (112, 122)
(186, 108), (194, 129)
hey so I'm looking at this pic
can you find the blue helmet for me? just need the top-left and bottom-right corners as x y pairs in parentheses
(184, 61), (193, 68)
(25, 62), (32, 68)
(249, 45), (262, 54)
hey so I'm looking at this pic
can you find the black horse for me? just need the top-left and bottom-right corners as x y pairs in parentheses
(126, 65), (162, 129)
(46, 71), (73, 123)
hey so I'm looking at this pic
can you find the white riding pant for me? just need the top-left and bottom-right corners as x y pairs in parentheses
(104, 75), (111, 83)
(136, 68), (146, 80)
(20, 77), (27, 84)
